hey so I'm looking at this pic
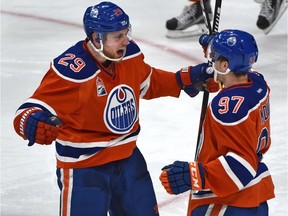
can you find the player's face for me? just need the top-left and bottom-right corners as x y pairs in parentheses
(103, 29), (130, 60)
(213, 59), (229, 83)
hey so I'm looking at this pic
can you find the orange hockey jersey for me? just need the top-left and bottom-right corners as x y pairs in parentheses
(187, 71), (275, 214)
(14, 39), (181, 169)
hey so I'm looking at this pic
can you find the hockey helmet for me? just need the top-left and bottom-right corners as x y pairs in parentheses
(83, 2), (130, 62)
(211, 29), (258, 73)
(83, 2), (130, 39)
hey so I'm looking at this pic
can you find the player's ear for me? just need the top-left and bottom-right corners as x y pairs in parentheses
(222, 60), (229, 71)
(91, 32), (101, 48)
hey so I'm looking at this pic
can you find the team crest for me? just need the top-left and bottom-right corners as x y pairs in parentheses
(104, 85), (137, 134)
(96, 77), (107, 96)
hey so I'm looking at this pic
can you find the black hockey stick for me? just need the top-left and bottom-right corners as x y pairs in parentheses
(194, 0), (222, 160)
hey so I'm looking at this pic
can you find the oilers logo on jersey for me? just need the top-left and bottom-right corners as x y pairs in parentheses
(104, 85), (137, 134)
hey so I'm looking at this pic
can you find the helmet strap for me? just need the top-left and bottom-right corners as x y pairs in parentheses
(88, 36), (125, 62)
(212, 63), (230, 83)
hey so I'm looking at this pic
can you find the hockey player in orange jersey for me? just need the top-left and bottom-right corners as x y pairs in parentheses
(160, 29), (275, 215)
(13, 2), (218, 216)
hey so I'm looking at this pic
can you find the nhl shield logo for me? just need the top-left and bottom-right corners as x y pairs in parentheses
(104, 85), (137, 134)
(96, 77), (107, 96)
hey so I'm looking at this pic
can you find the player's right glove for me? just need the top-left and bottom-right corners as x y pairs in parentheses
(159, 161), (205, 195)
(176, 63), (216, 97)
(14, 108), (62, 146)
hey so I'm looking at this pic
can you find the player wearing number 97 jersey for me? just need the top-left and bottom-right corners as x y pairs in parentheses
(159, 30), (275, 216)
(187, 71), (274, 214)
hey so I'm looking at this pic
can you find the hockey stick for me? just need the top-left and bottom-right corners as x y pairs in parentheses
(194, 0), (222, 160)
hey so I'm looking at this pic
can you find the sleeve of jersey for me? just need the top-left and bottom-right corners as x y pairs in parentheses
(13, 67), (82, 142)
(141, 66), (181, 99)
(201, 106), (259, 197)
(21, 67), (82, 114)
(14, 58), (95, 123)
(203, 151), (257, 197)
(15, 43), (99, 117)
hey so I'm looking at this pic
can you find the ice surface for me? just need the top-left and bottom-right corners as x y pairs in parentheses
(1, 0), (287, 215)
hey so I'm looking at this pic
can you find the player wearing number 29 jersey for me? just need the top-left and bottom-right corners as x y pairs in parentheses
(15, 38), (181, 169)
(13, 2), (220, 215)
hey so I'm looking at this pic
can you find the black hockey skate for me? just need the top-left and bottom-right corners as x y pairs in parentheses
(165, 1), (213, 39)
(257, 0), (287, 34)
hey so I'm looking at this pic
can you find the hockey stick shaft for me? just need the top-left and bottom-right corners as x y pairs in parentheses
(194, 0), (222, 161)
(200, 0), (213, 34)
(212, 0), (222, 34)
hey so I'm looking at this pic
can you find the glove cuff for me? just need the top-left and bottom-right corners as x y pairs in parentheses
(14, 107), (42, 139)
(189, 162), (205, 191)
(176, 66), (193, 86)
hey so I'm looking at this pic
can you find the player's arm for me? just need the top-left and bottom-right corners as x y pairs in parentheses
(13, 64), (78, 146)
(142, 63), (218, 99)
(160, 150), (258, 196)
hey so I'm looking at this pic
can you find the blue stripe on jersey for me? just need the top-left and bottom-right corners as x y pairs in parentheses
(192, 162), (270, 200)
(56, 126), (141, 159)
(224, 155), (255, 186)
(18, 102), (50, 112)
(119, 126), (141, 141)
(56, 141), (104, 158)
(255, 162), (268, 177)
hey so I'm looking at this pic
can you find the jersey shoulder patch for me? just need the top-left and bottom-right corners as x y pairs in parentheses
(52, 41), (99, 81)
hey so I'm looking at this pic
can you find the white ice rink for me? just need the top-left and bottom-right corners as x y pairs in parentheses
(1, 0), (287, 215)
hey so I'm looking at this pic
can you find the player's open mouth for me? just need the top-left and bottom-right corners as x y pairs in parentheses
(116, 48), (127, 59)
(117, 49), (124, 56)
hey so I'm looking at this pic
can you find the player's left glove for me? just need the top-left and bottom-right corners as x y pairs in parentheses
(199, 34), (214, 58)
(159, 161), (205, 195)
(176, 63), (217, 97)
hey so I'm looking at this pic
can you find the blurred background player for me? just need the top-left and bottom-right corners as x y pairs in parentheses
(256, 0), (287, 34)
(13, 1), (217, 216)
(166, 0), (287, 38)
(160, 29), (275, 215)
(165, 0), (212, 38)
